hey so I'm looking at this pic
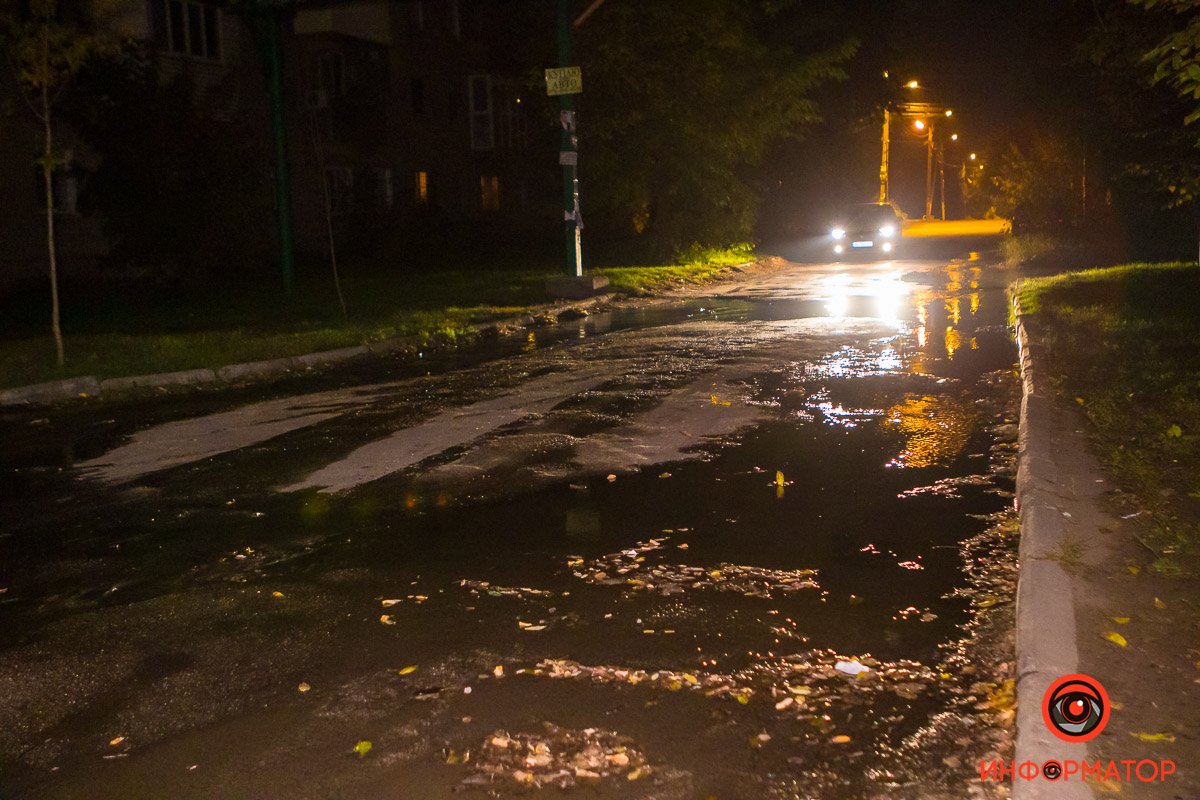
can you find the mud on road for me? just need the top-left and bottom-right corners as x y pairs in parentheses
(0, 257), (1020, 798)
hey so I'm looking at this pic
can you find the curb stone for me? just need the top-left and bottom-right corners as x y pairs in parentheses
(100, 368), (218, 394)
(0, 375), (101, 406)
(1011, 295), (1091, 800)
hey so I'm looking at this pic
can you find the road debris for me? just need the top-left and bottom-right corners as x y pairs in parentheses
(461, 723), (650, 789)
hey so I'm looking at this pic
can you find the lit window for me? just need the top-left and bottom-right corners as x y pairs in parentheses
(481, 175), (500, 211)
(415, 171), (429, 204)
(163, 0), (220, 60)
(468, 74), (494, 150)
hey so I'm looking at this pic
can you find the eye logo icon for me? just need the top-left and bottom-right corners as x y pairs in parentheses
(1042, 674), (1110, 742)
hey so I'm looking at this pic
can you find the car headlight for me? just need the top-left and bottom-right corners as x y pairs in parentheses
(831, 227), (845, 240)
(879, 225), (896, 238)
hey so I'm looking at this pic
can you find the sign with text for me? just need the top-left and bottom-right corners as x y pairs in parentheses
(545, 66), (582, 96)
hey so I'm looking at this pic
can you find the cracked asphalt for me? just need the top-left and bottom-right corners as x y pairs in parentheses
(0, 252), (1020, 799)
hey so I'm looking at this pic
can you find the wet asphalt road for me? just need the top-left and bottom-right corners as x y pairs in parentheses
(0, 253), (1018, 799)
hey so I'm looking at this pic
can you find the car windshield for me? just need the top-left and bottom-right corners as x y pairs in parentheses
(846, 205), (897, 227)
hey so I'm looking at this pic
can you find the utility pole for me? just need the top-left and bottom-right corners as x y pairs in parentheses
(924, 123), (934, 219)
(879, 107), (890, 203)
(249, 7), (296, 295)
(544, 0), (608, 298)
(557, 0), (581, 278)
(938, 145), (946, 220)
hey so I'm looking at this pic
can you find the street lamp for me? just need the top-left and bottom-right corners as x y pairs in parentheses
(906, 79), (920, 89)
(913, 119), (926, 131)
(969, 152), (977, 160)
(951, 133), (958, 141)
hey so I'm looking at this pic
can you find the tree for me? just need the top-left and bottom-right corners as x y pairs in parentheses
(2, 0), (114, 367)
(575, 0), (855, 255)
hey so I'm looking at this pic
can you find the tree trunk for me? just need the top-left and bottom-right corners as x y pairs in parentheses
(41, 57), (64, 368)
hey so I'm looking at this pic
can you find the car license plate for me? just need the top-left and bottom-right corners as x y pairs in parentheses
(851, 241), (873, 248)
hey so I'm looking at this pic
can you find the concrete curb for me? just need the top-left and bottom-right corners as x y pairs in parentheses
(1011, 294), (1091, 800)
(0, 292), (618, 408)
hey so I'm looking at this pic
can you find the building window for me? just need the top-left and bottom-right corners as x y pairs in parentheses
(410, 77), (425, 116)
(317, 52), (345, 100)
(480, 175), (500, 212)
(326, 167), (354, 215)
(498, 83), (527, 151)
(415, 171), (429, 205)
(163, 0), (220, 60)
(468, 74), (494, 151)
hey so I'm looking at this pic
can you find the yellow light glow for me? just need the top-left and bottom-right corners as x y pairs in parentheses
(951, 134), (958, 141)
(886, 393), (977, 468)
(969, 152), (977, 160)
(913, 119), (926, 131)
(945, 326), (961, 359)
(945, 109), (953, 117)
(903, 219), (1011, 237)
(906, 80), (920, 89)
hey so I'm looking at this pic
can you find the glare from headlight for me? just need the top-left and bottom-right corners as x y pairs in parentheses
(834, 244), (844, 254)
(879, 225), (896, 238)
(831, 228), (845, 240)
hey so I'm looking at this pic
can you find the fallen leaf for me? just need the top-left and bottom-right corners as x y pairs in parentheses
(298, 682), (312, 693)
(607, 474), (617, 482)
(1130, 732), (1176, 743)
(109, 736), (125, 746)
(775, 471), (785, 487)
(493, 665), (504, 677)
(380, 614), (395, 625)
(1127, 565), (1141, 575)
(1167, 424), (1183, 438)
(1154, 597), (1167, 609)
(398, 665), (417, 675)
(830, 734), (852, 744)
(1111, 617), (1130, 624)
(381, 599), (401, 607)
(271, 591), (285, 598)
(354, 740), (372, 758)
(1102, 631), (1128, 647)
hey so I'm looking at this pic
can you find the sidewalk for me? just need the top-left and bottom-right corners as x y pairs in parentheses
(1013, 292), (1199, 798)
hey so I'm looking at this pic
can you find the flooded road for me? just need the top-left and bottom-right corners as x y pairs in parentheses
(0, 256), (1019, 799)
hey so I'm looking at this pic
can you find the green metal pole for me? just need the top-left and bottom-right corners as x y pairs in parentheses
(264, 9), (296, 294)
(557, 0), (582, 277)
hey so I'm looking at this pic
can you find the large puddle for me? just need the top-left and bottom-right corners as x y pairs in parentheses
(0, 258), (1019, 799)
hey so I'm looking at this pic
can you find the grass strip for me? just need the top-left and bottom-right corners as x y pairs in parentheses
(1018, 261), (1200, 571)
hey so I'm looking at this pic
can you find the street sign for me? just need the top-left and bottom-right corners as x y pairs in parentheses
(545, 66), (582, 96)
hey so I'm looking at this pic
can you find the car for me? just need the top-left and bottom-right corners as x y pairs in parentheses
(829, 202), (904, 259)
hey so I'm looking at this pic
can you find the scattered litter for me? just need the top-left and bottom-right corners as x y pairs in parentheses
(834, 660), (871, 676)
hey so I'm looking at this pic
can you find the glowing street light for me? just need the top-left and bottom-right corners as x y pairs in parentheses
(969, 152), (977, 160)
(913, 119), (926, 131)
(951, 133), (958, 141)
(944, 109), (953, 117)
(906, 79), (920, 89)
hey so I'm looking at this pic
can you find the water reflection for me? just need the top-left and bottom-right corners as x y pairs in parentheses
(884, 393), (979, 468)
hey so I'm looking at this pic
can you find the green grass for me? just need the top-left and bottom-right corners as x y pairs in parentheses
(0, 247), (755, 390)
(1018, 261), (1200, 569)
